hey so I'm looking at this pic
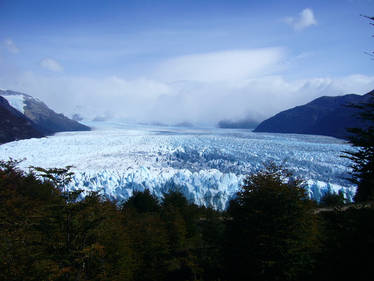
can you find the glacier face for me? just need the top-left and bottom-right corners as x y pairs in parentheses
(0, 121), (355, 209)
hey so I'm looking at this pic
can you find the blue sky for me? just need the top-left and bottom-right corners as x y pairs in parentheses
(0, 0), (373, 124)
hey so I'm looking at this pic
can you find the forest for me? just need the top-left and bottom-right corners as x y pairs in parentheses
(1, 157), (373, 281)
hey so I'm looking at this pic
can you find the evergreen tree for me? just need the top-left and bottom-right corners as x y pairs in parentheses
(225, 164), (317, 281)
(161, 190), (202, 281)
(343, 91), (374, 202)
(121, 189), (160, 213)
(316, 207), (374, 281)
(319, 190), (346, 208)
(343, 16), (374, 202)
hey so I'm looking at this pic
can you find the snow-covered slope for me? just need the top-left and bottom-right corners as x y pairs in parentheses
(0, 89), (90, 134)
(1, 94), (26, 113)
(0, 122), (355, 209)
(0, 96), (44, 144)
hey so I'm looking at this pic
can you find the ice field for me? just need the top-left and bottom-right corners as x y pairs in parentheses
(0, 121), (355, 209)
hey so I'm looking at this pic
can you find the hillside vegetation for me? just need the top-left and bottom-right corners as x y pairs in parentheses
(1, 160), (373, 281)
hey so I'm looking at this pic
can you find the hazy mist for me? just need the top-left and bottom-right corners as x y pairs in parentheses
(1, 48), (374, 126)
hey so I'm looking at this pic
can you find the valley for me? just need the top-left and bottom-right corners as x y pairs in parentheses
(0, 121), (355, 209)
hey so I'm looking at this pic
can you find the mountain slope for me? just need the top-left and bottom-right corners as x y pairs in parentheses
(218, 118), (259, 129)
(0, 89), (90, 134)
(254, 90), (374, 139)
(0, 96), (44, 144)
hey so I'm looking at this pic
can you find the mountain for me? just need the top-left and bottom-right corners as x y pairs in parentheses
(254, 90), (374, 139)
(0, 89), (90, 135)
(0, 96), (44, 144)
(218, 118), (259, 129)
(174, 121), (195, 128)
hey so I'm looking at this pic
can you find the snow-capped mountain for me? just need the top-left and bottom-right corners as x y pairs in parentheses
(0, 95), (44, 144)
(0, 89), (90, 141)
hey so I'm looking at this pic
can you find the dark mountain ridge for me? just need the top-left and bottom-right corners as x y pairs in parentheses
(0, 89), (90, 134)
(254, 90), (374, 139)
(0, 96), (44, 144)
(0, 89), (90, 144)
(218, 118), (259, 129)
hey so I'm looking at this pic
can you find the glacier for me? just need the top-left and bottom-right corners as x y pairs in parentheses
(0, 121), (355, 209)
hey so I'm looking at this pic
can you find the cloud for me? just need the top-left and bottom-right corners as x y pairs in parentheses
(1, 70), (373, 126)
(1, 48), (374, 126)
(4, 39), (19, 54)
(285, 8), (317, 31)
(40, 58), (63, 72)
(155, 48), (285, 82)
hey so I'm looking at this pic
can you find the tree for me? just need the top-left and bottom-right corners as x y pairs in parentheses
(121, 190), (169, 281)
(342, 16), (374, 202)
(316, 207), (374, 281)
(160, 190), (202, 281)
(121, 189), (160, 214)
(342, 92), (374, 202)
(0, 160), (135, 281)
(319, 190), (346, 208)
(362, 15), (374, 59)
(0, 159), (63, 280)
(224, 164), (317, 281)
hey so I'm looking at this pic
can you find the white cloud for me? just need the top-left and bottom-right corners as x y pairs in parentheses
(285, 8), (317, 31)
(155, 48), (285, 82)
(40, 58), (63, 72)
(4, 39), (19, 54)
(1, 47), (374, 126)
(1, 71), (373, 126)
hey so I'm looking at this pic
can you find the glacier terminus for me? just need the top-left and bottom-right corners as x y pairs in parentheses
(0, 121), (355, 209)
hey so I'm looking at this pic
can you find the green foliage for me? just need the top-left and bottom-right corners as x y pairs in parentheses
(123, 211), (170, 281)
(160, 190), (202, 281)
(316, 207), (374, 281)
(342, 16), (374, 202)
(196, 207), (226, 281)
(319, 190), (346, 208)
(0, 160), (134, 281)
(121, 189), (212, 281)
(225, 163), (318, 281)
(162, 190), (189, 209)
(343, 92), (374, 202)
(30, 166), (74, 189)
(2, 159), (374, 281)
(0, 159), (63, 280)
(121, 189), (160, 213)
